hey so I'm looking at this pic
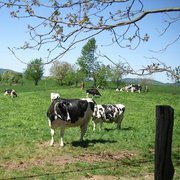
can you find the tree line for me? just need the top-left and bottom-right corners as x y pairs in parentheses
(0, 38), (125, 88)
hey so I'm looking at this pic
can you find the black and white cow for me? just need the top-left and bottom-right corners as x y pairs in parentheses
(92, 104), (125, 131)
(131, 84), (142, 93)
(4, 89), (17, 98)
(86, 88), (101, 97)
(47, 97), (95, 146)
(120, 84), (142, 93)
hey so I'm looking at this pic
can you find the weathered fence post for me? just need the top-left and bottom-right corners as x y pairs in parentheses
(155, 105), (174, 180)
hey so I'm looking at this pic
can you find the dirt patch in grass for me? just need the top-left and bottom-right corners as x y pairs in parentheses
(1, 154), (75, 170)
(79, 175), (120, 180)
(77, 151), (135, 163)
(1, 151), (135, 170)
(1, 141), (136, 171)
(79, 174), (154, 180)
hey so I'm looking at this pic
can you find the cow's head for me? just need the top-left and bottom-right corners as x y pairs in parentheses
(54, 101), (71, 121)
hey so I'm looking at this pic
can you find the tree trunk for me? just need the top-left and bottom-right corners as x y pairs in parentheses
(35, 80), (38, 86)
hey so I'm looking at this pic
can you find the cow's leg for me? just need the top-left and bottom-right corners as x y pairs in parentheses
(80, 122), (88, 141)
(117, 121), (121, 129)
(117, 116), (123, 129)
(48, 119), (55, 146)
(92, 121), (96, 131)
(60, 127), (65, 147)
(99, 120), (103, 131)
(50, 128), (55, 146)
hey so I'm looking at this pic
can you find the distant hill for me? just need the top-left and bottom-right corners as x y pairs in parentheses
(0, 68), (21, 74)
(0, 68), (10, 74)
(122, 78), (164, 85)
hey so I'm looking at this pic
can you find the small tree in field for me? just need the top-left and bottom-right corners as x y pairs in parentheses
(96, 64), (111, 88)
(77, 38), (100, 87)
(49, 61), (73, 86)
(24, 58), (44, 86)
(109, 62), (126, 88)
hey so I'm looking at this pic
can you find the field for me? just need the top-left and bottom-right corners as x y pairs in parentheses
(0, 80), (179, 179)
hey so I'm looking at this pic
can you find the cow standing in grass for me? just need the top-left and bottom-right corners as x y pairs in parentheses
(92, 104), (125, 131)
(4, 89), (17, 98)
(86, 88), (101, 98)
(47, 97), (95, 147)
(130, 84), (142, 93)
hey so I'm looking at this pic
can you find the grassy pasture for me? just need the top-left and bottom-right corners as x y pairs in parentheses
(0, 81), (179, 179)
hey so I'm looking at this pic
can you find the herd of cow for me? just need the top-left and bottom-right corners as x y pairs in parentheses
(48, 92), (125, 147)
(116, 84), (142, 93)
(3, 84), (141, 147)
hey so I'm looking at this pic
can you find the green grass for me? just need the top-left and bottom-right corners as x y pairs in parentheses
(0, 81), (179, 179)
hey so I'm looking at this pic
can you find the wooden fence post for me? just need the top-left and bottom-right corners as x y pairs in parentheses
(155, 105), (174, 180)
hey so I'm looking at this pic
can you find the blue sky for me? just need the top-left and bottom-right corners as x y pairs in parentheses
(0, 0), (180, 83)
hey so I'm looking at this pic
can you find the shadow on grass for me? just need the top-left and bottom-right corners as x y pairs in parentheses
(121, 127), (135, 131)
(71, 138), (117, 148)
(104, 126), (135, 131)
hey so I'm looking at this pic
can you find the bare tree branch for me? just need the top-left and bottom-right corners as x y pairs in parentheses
(98, 53), (180, 80)
(8, 47), (28, 65)
(144, 57), (180, 80)
(149, 35), (180, 53)
(0, 0), (180, 64)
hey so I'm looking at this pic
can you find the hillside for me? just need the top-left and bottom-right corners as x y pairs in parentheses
(0, 68), (22, 74)
(0, 68), (10, 74)
(122, 78), (164, 85)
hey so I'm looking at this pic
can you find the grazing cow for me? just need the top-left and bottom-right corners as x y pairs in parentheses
(50, 92), (60, 102)
(120, 84), (132, 92)
(92, 104), (125, 131)
(4, 89), (17, 98)
(86, 88), (101, 97)
(120, 84), (142, 93)
(47, 97), (95, 146)
(131, 84), (142, 93)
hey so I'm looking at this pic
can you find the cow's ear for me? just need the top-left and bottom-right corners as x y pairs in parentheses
(58, 101), (65, 108)
(60, 101), (69, 108)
